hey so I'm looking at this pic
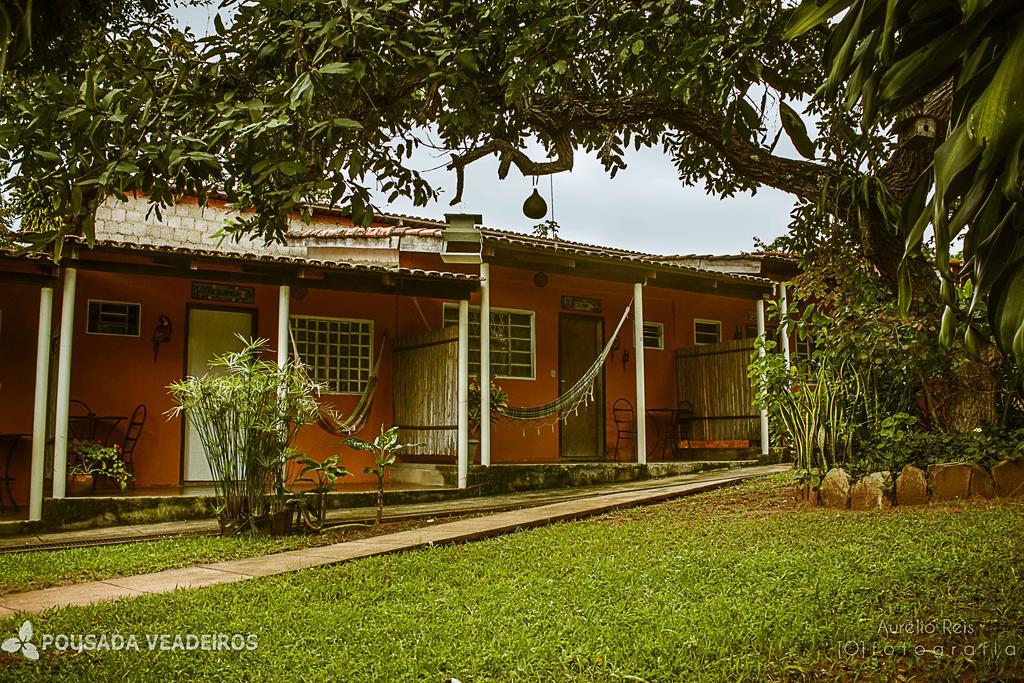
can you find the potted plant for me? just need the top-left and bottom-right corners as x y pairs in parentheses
(468, 378), (509, 457)
(344, 426), (421, 524)
(67, 440), (133, 495)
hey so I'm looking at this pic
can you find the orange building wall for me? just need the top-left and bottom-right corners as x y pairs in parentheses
(401, 253), (760, 463)
(0, 258), (760, 505)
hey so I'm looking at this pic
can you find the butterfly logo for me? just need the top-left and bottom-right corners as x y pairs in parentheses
(2, 620), (39, 660)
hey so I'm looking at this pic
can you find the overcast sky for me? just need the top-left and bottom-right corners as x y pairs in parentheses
(172, 4), (796, 256)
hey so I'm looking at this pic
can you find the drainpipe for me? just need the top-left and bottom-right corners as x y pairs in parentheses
(29, 286), (54, 520)
(633, 281), (647, 464)
(779, 282), (791, 369)
(479, 262), (491, 467)
(52, 267), (77, 499)
(756, 298), (770, 456)
(457, 299), (470, 488)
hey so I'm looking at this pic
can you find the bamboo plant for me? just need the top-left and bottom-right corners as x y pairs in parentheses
(167, 337), (322, 533)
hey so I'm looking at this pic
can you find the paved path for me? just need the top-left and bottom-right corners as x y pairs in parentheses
(0, 462), (761, 550)
(0, 465), (788, 617)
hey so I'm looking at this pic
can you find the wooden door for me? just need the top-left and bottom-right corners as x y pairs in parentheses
(558, 314), (605, 460)
(182, 307), (255, 482)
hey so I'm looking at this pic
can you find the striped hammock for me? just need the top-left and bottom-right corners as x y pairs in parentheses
(499, 297), (633, 424)
(289, 329), (386, 437)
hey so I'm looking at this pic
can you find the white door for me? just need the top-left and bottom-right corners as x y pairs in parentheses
(184, 308), (254, 482)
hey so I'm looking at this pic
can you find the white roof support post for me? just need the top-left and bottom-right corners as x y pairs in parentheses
(457, 299), (470, 488)
(779, 282), (791, 370)
(277, 284), (291, 371)
(633, 281), (647, 464)
(756, 298), (770, 456)
(52, 267), (78, 499)
(277, 284), (290, 478)
(479, 262), (491, 467)
(29, 286), (54, 520)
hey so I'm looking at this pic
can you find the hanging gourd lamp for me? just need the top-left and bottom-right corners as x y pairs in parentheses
(523, 188), (548, 219)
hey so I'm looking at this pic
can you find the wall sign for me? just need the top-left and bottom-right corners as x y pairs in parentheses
(561, 296), (602, 313)
(191, 281), (255, 304)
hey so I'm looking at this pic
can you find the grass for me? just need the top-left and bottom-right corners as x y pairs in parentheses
(0, 473), (1021, 681)
(0, 516), (473, 595)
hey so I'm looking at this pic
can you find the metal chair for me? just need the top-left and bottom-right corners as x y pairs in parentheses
(612, 398), (635, 461)
(68, 399), (94, 440)
(120, 404), (147, 490)
(671, 401), (695, 459)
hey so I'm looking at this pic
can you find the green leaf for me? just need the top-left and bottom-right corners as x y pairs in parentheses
(988, 258), (1024, 363)
(32, 149), (60, 161)
(779, 101), (816, 159)
(319, 62), (352, 75)
(784, 0), (853, 40)
(332, 118), (362, 129)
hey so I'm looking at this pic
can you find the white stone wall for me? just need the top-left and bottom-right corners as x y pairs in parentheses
(93, 196), (309, 258)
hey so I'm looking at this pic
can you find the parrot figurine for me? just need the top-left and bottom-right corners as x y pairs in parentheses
(152, 315), (173, 363)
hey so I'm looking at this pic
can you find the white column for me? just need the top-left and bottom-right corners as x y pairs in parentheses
(756, 298), (770, 456)
(479, 262), (491, 466)
(779, 282), (791, 369)
(633, 282), (647, 464)
(277, 285), (291, 370)
(29, 287), (54, 520)
(277, 285), (291, 478)
(52, 268), (77, 499)
(456, 299), (470, 488)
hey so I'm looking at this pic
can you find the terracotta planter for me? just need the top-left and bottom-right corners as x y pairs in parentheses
(66, 473), (94, 497)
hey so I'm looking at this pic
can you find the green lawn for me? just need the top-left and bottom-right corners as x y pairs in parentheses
(0, 474), (1021, 681)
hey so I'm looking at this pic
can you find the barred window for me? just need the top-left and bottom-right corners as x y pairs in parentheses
(87, 300), (141, 336)
(642, 322), (664, 350)
(289, 316), (373, 394)
(443, 305), (535, 379)
(694, 319), (722, 345)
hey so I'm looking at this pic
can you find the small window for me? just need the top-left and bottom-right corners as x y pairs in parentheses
(443, 304), (535, 379)
(642, 322), (664, 350)
(694, 319), (721, 345)
(289, 315), (373, 394)
(87, 300), (141, 336)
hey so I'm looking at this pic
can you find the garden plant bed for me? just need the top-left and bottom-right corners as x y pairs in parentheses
(1, 473), (1021, 681)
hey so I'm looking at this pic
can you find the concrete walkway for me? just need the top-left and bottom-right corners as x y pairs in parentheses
(0, 465), (788, 617)
(0, 461), (763, 550)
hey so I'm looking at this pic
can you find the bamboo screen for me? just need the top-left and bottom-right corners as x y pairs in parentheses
(393, 327), (459, 457)
(675, 339), (760, 441)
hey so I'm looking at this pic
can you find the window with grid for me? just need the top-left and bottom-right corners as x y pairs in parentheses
(443, 305), (535, 379)
(87, 300), (141, 336)
(289, 316), (373, 394)
(694, 319), (722, 345)
(642, 322), (664, 350)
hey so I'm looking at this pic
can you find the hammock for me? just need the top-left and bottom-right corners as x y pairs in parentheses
(499, 297), (633, 424)
(289, 328), (386, 437)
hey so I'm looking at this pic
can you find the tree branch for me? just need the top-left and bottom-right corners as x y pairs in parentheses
(447, 131), (574, 205)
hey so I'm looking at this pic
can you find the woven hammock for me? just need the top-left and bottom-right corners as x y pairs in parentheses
(289, 329), (386, 437)
(499, 297), (633, 424)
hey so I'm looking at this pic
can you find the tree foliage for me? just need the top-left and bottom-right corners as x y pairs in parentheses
(786, 0), (1024, 369)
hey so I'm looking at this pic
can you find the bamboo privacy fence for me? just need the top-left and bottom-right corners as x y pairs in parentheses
(393, 327), (459, 457)
(675, 338), (759, 442)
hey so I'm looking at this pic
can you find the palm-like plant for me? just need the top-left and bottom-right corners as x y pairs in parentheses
(343, 426), (421, 525)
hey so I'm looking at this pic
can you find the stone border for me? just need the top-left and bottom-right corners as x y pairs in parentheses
(815, 459), (1023, 510)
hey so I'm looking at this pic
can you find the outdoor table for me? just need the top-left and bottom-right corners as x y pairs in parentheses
(645, 408), (680, 458)
(68, 415), (125, 445)
(0, 432), (29, 512)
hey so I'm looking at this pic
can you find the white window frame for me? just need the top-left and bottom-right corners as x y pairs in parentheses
(86, 299), (142, 337)
(443, 303), (536, 380)
(289, 314), (374, 395)
(693, 318), (722, 345)
(642, 321), (664, 350)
